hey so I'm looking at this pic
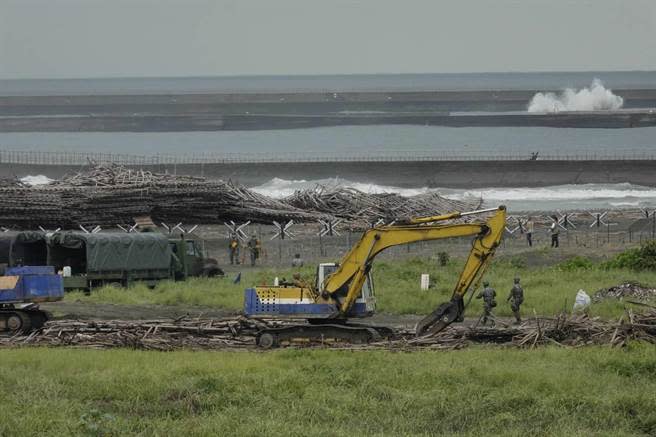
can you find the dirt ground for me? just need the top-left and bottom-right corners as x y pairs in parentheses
(41, 301), (235, 321)
(41, 300), (519, 332)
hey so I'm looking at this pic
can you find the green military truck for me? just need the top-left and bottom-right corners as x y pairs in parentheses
(47, 232), (223, 290)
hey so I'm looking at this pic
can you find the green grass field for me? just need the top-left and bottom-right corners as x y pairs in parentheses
(65, 255), (656, 319)
(1, 346), (655, 436)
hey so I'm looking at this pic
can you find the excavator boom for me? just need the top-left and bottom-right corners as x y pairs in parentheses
(323, 206), (506, 328)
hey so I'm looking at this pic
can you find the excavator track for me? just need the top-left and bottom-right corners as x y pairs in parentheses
(255, 322), (396, 349)
(1, 306), (50, 334)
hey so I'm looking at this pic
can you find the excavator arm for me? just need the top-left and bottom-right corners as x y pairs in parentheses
(322, 205), (507, 335)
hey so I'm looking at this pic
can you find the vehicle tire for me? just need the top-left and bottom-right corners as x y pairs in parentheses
(204, 268), (224, 278)
(6, 311), (32, 333)
(257, 333), (278, 349)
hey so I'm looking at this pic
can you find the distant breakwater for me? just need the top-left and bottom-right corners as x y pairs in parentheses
(1, 111), (656, 132)
(3, 159), (655, 188)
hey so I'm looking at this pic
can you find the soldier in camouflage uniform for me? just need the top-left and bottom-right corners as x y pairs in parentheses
(476, 281), (497, 326)
(507, 277), (524, 324)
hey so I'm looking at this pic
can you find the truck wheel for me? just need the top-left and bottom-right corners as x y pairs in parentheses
(204, 268), (224, 278)
(257, 333), (278, 349)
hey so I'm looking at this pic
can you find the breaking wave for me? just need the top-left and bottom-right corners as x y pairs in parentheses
(250, 177), (433, 198)
(251, 178), (656, 211)
(527, 79), (623, 113)
(20, 175), (53, 186)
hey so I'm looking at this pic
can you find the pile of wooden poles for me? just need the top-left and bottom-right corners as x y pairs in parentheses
(0, 162), (482, 228)
(285, 186), (482, 227)
(0, 177), (25, 188)
(1, 317), (275, 351)
(51, 162), (204, 187)
(0, 163), (327, 228)
(3, 310), (655, 351)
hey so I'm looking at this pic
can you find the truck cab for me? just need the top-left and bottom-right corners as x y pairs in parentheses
(169, 237), (223, 280)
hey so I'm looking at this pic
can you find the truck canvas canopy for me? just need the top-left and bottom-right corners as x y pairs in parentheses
(48, 232), (172, 273)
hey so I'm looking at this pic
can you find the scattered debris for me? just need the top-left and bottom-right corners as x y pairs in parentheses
(3, 310), (655, 351)
(592, 282), (656, 302)
(573, 289), (592, 311)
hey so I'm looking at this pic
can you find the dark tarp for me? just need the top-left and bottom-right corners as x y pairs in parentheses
(0, 231), (47, 265)
(48, 232), (172, 273)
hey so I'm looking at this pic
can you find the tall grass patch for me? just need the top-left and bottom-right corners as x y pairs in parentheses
(1, 346), (655, 435)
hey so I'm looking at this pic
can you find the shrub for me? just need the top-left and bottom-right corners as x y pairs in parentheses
(603, 241), (656, 271)
(558, 256), (594, 271)
(509, 256), (526, 269)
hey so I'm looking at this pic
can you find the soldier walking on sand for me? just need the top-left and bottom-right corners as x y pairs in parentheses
(247, 234), (261, 267)
(476, 281), (497, 326)
(507, 277), (524, 324)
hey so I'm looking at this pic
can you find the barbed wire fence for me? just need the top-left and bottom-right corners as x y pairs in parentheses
(2, 149), (656, 166)
(198, 209), (656, 267)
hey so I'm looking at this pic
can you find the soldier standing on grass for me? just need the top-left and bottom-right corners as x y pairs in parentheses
(291, 253), (304, 267)
(525, 217), (535, 247)
(247, 234), (261, 267)
(476, 281), (497, 326)
(228, 234), (240, 265)
(507, 277), (524, 324)
(550, 218), (560, 248)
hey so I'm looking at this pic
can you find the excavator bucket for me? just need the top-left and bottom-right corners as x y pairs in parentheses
(415, 295), (464, 336)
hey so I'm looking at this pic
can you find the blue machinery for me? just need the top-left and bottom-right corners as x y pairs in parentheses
(0, 266), (64, 332)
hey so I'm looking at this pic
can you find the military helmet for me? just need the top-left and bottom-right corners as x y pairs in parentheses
(483, 281), (489, 287)
(293, 272), (301, 280)
(514, 277), (520, 283)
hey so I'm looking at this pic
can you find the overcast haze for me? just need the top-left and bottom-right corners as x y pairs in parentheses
(1, 0), (655, 79)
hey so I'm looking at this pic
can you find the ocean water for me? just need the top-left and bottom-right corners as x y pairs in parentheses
(1, 125), (655, 157)
(1, 71), (655, 95)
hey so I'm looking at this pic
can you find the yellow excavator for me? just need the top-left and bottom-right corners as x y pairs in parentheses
(243, 206), (506, 348)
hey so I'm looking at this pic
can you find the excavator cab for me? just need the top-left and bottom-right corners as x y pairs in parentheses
(316, 262), (376, 317)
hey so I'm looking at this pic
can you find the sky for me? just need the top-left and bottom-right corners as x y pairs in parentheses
(1, 0), (655, 79)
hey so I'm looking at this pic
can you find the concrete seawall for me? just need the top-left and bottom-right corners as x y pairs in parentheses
(3, 160), (655, 188)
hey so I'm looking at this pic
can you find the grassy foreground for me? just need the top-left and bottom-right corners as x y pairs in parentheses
(1, 346), (655, 436)
(65, 256), (656, 319)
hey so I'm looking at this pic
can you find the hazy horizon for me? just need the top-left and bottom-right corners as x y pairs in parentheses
(2, 70), (656, 82)
(1, 0), (655, 80)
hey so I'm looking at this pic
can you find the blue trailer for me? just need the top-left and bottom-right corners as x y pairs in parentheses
(0, 265), (64, 332)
